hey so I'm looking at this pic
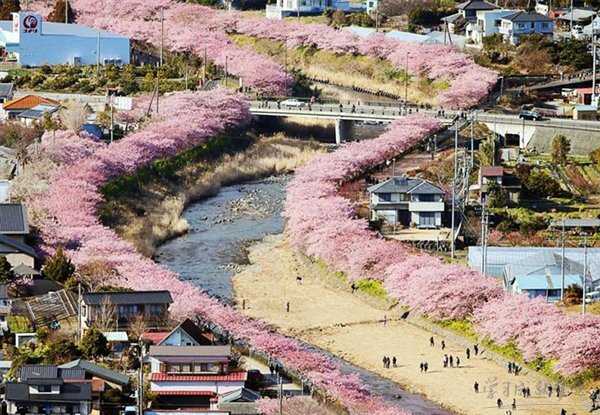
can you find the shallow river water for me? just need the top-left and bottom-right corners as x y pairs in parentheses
(155, 176), (453, 415)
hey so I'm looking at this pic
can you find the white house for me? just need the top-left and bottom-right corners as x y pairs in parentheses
(499, 11), (554, 45)
(0, 11), (130, 67)
(471, 9), (518, 44)
(368, 176), (445, 229)
(266, 0), (357, 19)
(442, 0), (498, 35)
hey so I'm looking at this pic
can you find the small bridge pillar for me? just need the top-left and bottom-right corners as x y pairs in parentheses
(335, 119), (353, 145)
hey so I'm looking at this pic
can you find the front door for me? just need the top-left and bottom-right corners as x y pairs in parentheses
(419, 212), (435, 228)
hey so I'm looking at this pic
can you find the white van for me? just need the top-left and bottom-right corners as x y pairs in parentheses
(585, 291), (600, 304)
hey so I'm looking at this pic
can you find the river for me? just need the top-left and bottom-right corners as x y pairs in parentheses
(155, 175), (453, 415)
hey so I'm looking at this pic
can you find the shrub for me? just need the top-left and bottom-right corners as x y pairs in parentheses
(42, 246), (75, 284)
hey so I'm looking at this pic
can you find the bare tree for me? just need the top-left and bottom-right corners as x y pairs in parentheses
(128, 314), (148, 342)
(60, 102), (90, 132)
(94, 297), (117, 331)
(378, 0), (435, 18)
(75, 260), (119, 292)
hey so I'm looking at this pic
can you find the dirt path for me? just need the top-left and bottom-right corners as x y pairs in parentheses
(233, 235), (589, 415)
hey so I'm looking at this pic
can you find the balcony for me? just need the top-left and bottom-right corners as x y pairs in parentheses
(408, 201), (444, 212)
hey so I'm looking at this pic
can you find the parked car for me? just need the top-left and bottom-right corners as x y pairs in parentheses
(280, 98), (305, 108)
(519, 109), (542, 121)
(585, 290), (600, 304)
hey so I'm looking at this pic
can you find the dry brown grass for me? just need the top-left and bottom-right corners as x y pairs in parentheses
(109, 135), (324, 256)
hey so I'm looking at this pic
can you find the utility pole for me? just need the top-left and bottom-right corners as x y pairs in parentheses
(77, 282), (82, 341)
(96, 31), (100, 76)
(583, 235), (588, 315)
(278, 374), (283, 415)
(110, 93), (114, 143)
(570, 0), (574, 34)
(593, 30), (598, 103)
(404, 52), (409, 105)
(561, 219), (565, 302)
(225, 55), (228, 87)
(451, 119), (458, 259)
(480, 199), (486, 274)
(137, 344), (144, 415)
(65, 0), (69, 23)
(203, 47), (208, 84)
(160, 8), (164, 67)
(470, 111), (475, 167)
(155, 65), (159, 114)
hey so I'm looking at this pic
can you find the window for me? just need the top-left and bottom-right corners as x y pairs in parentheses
(168, 364), (181, 373)
(418, 194), (436, 202)
(379, 193), (392, 202)
(36, 385), (52, 393)
(148, 304), (163, 316)
(181, 364), (191, 373)
(494, 19), (501, 27)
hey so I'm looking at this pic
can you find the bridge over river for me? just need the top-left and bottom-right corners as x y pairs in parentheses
(250, 99), (600, 152)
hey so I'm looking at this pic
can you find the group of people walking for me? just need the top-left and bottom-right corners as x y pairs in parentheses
(382, 356), (397, 369)
(507, 361), (522, 376)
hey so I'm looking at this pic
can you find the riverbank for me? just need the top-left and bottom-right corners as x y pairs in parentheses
(100, 134), (324, 256)
(233, 234), (590, 415)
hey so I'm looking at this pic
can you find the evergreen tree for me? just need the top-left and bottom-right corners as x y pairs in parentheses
(0, 0), (20, 21)
(0, 256), (14, 284)
(42, 247), (75, 284)
(551, 134), (571, 166)
(79, 327), (109, 358)
(47, 0), (75, 23)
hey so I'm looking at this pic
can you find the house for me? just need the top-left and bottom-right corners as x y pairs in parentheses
(471, 9), (518, 44)
(5, 365), (92, 415)
(554, 7), (596, 29)
(442, 0), (498, 35)
(499, 11), (554, 45)
(148, 345), (247, 410)
(80, 290), (173, 331)
(1, 94), (60, 120)
(0, 283), (11, 332)
(0, 83), (14, 103)
(142, 318), (214, 347)
(468, 246), (600, 290)
(102, 331), (130, 355)
(17, 103), (60, 126)
(0, 203), (38, 269)
(212, 387), (261, 414)
(469, 166), (521, 204)
(265, 0), (359, 20)
(504, 251), (584, 302)
(368, 176), (445, 229)
(573, 104), (597, 120)
(0, 12), (130, 66)
(59, 359), (130, 390)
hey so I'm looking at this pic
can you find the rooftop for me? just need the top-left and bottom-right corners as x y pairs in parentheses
(0, 19), (129, 40)
(480, 166), (504, 177)
(367, 176), (444, 195)
(59, 359), (130, 386)
(3, 95), (60, 111)
(82, 290), (173, 306)
(150, 371), (247, 382)
(502, 11), (553, 22)
(158, 318), (213, 346)
(149, 345), (231, 358)
(0, 83), (13, 98)
(0, 203), (28, 234)
(549, 218), (600, 228)
(456, 0), (498, 10)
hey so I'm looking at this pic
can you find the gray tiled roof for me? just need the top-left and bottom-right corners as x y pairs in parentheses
(367, 176), (444, 195)
(6, 382), (91, 403)
(0, 204), (28, 234)
(20, 365), (58, 381)
(82, 290), (173, 306)
(59, 359), (130, 386)
(0, 83), (13, 98)
(456, 0), (498, 10)
(0, 234), (38, 258)
(503, 11), (553, 22)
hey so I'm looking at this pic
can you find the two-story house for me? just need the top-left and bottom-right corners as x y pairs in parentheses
(442, 0), (498, 35)
(499, 11), (554, 45)
(5, 365), (92, 415)
(469, 166), (521, 204)
(368, 176), (445, 229)
(266, 0), (353, 19)
(142, 318), (214, 346)
(471, 9), (518, 44)
(148, 345), (247, 410)
(80, 290), (173, 331)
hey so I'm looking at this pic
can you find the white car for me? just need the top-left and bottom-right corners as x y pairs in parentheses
(280, 98), (306, 108)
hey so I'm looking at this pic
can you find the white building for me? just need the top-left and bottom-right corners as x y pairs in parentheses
(471, 9), (518, 44)
(0, 11), (130, 67)
(499, 11), (554, 45)
(266, 0), (357, 19)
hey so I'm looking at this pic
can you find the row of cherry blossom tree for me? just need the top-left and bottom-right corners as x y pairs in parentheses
(284, 114), (600, 377)
(20, 90), (411, 415)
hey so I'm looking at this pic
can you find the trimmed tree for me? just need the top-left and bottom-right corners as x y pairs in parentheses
(79, 327), (109, 358)
(551, 134), (571, 166)
(0, 256), (14, 284)
(42, 247), (75, 284)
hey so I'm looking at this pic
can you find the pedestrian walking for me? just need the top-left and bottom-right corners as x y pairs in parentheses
(441, 340), (446, 350)
(521, 387), (526, 398)
(466, 348), (470, 359)
(443, 355), (448, 368)
(508, 362), (512, 374)
(449, 356), (453, 367)
(419, 362), (424, 372)
(456, 356), (460, 367)
(548, 385), (553, 398)
(382, 357), (387, 368)
(512, 398), (516, 410)
(560, 409), (567, 415)
(296, 275), (302, 284)
(286, 301), (290, 313)
(383, 314), (387, 327)
(497, 398), (503, 408)
(392, 356), (397, 368)
(429, 336), (435, 347)
(474, 381), (479, 393)
(424, 362), (428, 373)
(556, 384), (560, 398)
(474, 344), (479, 355)
(526, 387), (531, 397)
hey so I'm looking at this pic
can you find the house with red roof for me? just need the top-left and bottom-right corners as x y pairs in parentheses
(1, 94), (60, 121)
(148, 345), (247, 410)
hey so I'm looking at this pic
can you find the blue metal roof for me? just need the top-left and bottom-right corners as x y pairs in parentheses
(515, 273), (581, 290)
